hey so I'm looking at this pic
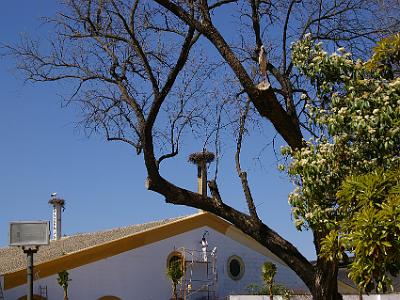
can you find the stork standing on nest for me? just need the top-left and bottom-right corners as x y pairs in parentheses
(258, 45), (270, 89)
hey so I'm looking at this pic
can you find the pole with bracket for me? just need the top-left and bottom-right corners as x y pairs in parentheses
(23, 246), (38, 300)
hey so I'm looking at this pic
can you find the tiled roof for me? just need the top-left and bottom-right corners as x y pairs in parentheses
(0, 215), (187, 275)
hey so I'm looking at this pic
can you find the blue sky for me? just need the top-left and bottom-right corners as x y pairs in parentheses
(0, 1), (314, 259)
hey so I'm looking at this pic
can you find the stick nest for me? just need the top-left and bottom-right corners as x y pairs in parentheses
(188, 151), (215, 165)
(49, 198), (65, 206)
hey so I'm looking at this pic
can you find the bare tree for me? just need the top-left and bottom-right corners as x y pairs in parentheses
(6, 0), (399, 299)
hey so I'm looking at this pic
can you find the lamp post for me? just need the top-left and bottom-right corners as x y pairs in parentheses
(9, 221), (50, 300)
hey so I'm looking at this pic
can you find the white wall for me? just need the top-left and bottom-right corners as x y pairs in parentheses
(230, 296), (312, 300)
(208, 229), (306, 296)
(4, 226), (306, 300)
(342, 296), (400, 300)
(229, 295), (400, 300)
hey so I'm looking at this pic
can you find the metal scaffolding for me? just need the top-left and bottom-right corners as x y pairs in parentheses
(175, 247), (218, 300)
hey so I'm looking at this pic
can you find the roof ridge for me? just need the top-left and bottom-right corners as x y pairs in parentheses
(63, 214), (192, 239)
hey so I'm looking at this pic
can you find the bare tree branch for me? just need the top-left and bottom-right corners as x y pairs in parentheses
(235, 99), (260, 222)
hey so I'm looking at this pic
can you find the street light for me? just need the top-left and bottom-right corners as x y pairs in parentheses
(9, 221), (50, 300)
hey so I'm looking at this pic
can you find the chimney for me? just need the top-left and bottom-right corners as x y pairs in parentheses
(188, 150), (215, 200)
(48, 193), (65, 240)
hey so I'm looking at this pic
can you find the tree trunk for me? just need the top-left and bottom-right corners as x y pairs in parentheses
(63, 287), (68, 300)
(311, 259), (343, 300)
(173, 283), (177, 300)
(269, 284), (273, 300)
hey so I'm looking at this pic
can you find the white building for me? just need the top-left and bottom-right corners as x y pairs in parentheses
(0, 212), (310, 300)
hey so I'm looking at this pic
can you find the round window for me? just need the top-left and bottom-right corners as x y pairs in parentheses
(227, 255), (245, 280)
(166, 251), (184, 269)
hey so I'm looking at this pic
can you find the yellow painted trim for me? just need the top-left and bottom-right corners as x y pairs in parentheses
(4, 212), (229, 290)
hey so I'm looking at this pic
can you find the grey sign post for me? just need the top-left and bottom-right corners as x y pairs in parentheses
(9, 221), (50, 300)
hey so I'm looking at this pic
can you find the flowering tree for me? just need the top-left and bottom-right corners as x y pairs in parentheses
(284, 34), (400, 293)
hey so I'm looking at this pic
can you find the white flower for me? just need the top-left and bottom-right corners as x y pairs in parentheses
(373, 108), (380, 115)
(300, 158), (308, 165)
(295, 219), (304, 229)
(304, 33), (312, 39)
(337, 47), (346, 53)
(338, 107), (347, 115)
(388, 79), (400, 88)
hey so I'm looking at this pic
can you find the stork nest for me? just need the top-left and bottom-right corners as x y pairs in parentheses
(49, 198), (65, 206)
(188, 151), (215, 165)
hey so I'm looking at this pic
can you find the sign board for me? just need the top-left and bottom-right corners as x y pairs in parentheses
(9, 221), (50, 247)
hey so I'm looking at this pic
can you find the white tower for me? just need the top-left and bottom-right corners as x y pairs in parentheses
(48, 193), (65, 240)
